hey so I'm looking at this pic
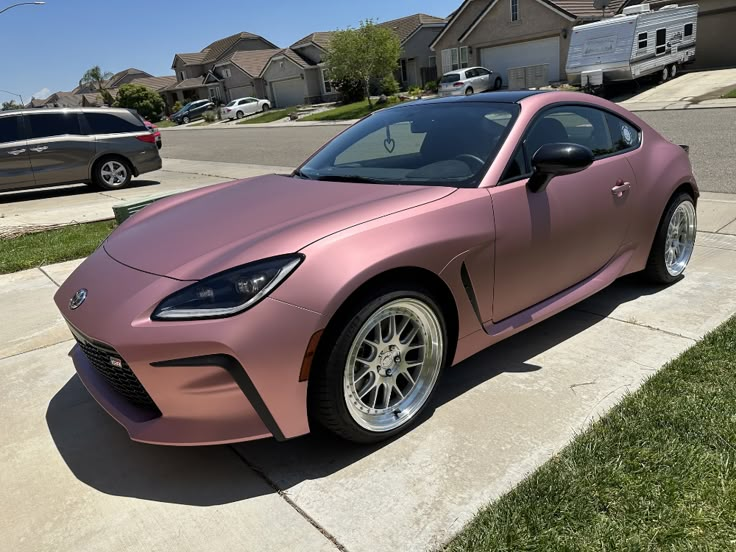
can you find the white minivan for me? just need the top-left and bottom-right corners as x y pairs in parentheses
(439, 67), (502, 97)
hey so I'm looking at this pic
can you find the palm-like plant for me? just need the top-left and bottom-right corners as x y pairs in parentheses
(79, 65), (114, 106)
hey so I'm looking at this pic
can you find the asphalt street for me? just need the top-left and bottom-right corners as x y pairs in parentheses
(160, 108), (736, 194)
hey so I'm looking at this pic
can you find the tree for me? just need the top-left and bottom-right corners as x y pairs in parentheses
(114, 84), (166, 122)
(1, 100), (22, 111)
(79, 65), (114, 106)
(326, 20), (401, 107)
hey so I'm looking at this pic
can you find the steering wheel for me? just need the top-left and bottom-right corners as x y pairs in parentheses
(454, 154), (485, 172)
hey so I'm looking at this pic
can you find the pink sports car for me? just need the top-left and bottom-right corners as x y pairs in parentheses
(55, 91), (698, 445)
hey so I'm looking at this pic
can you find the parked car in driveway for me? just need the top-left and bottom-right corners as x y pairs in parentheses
(224, 97), (271, 120)
(55, 92), (697, 446)
(439, 67), (501, 97)
(170, 100), (215, 124)
(0, 107), (162, 193)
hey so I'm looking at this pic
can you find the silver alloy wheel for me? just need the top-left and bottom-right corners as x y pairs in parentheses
(100, 161), (128, 187)
(465, 87), (474, 96)
(236, 111), (244, 119)
(344, 298), (443, 433)
(665, 200), (697, 276)
(662, 67), (669, 82)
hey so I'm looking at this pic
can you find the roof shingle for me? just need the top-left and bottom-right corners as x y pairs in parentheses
(290, 31), (335, 51)
(200, 31), (277, 64)
(378, 13), (446, 44)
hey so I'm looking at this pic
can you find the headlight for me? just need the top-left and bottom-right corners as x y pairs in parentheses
(152, 254), (303, 321)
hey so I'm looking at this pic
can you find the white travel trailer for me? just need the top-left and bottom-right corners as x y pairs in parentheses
(566, 3), (698, 89)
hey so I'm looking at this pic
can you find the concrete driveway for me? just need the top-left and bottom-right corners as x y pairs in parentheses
(620, 68), (736, 111)
(2, 207), (736, 550)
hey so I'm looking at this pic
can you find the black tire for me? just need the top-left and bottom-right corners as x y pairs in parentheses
(670, 64), (678, 79)
(236, 111), (244, 120)
(262, 104), (269, 112)
(661, 67), (669, 83)
(494, 77), (502, 90)
(465, 87), (474, 96)
(182, 115), (190, 124)
(92, 157), (132, 191)
(644, 192), (696, 284)
(308, 286), (448, 444)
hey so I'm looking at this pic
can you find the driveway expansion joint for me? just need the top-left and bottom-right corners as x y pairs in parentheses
(229, 446), (348, 552)
(572, 306), (698, 342)
(38, 266), (61, 288)
(0, 337), (74, 362)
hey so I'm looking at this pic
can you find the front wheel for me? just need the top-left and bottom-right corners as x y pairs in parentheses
(661, 67), (669, 83)
(644, 193), (697, 284)
(493, 77), (502, 90)
(670, 64), (678, 79)
(309, 288), (447, 443)
(182, 115), (190, 124)
(261, 104), (269, 112)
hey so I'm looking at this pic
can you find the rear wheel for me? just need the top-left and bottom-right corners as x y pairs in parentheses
(644, 192), (697, 284)
(670, 64), (678, 79)
(465, 87), (474, 96)
(182, 115), (190, 124)
(93, 158), (132, 190)
(309, 287), (447, 443)
(235, 111), (244, 120)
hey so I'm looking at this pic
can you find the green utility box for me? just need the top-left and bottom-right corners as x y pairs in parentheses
(112, 193), (176, 224)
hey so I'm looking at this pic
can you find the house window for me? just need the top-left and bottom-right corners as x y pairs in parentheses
(322, 68), (333, 94)
(179, 71), (185, 81)
(684, 23), (693, 37)
(655, 28), (667, 55)
(638, 32), (647, 49)
(400, 59), (408, 82)
(441, 48), (469, 74)
(222, 67), (232, 79)
(511, 0), (519, 21)
(460, 47), (469, 68)
(428, 56), (436, 70)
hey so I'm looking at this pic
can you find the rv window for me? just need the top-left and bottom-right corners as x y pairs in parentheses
(684, 23), (693, 37)
(638, 33), (648, 49)
(656, 29), (667, 55)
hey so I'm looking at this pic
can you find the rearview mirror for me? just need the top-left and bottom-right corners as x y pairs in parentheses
(527, 143), (594, 193)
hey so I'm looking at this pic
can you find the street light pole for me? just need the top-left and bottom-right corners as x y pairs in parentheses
(0, 2), (45, 15)
(0, 89), (24, 105)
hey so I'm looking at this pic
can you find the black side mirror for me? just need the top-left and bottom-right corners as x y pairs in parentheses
(527, 143), (594, 193)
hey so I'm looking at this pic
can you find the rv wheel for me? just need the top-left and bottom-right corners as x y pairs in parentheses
(670, 64), (678, 79)
(661, 67), (669, 82)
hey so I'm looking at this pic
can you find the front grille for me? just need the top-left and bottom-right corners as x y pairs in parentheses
(69, 326), (160, 415)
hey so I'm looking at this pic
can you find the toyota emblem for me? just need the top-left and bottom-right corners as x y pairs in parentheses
(69, 289), (88, 310)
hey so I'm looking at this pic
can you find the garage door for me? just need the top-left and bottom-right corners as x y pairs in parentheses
(271, 78), (304, 108)
(228, 84), (254, 100)
(480, 36), (560, 86)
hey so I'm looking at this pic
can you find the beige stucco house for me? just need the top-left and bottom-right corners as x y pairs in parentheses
(432, 0), (626, 86)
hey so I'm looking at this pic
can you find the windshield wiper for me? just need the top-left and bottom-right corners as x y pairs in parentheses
(292, 169), (313, 180)
(314, 175), (385, 184)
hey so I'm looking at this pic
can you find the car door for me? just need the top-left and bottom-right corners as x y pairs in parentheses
(489, 104), (638, 321)
(244, 99), (259, 115)
(0, 113), (35, 190)
(25, 111), (95, 187)
(477, 68), (491, 90)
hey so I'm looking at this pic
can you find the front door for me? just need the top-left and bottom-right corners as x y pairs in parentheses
(25, 111), (95, 186)
(490, 104), (640, 321)
(0, 114), (34, 191)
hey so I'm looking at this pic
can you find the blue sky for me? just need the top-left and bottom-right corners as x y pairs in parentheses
(0, 0), (461, 104)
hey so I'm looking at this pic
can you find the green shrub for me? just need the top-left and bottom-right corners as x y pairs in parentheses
(424, 80), (438, 93)
(408, 86), (423, 96)
(172, 101), (183, 113)
(380, 75), (400, 95)
(335, 77), (366, 103)
(202, 110), (217, 123)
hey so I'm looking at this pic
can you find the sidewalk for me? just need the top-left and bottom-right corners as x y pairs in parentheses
(2, 226), (735, 551)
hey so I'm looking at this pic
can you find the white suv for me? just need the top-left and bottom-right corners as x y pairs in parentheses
(439, 67), (502, 97)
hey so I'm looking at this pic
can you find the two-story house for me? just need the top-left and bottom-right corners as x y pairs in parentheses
(163, 32), (279, 106)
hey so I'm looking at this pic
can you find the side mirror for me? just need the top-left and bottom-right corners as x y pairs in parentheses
(527, 143), (594, 193)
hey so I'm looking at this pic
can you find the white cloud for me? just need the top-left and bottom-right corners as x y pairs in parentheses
(31, 87), (51, 100)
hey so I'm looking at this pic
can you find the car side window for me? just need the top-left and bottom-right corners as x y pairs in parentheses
(27, 112), (81, 139)
(0, 115), (21, 143)
(525, 105), (618, 159)
(84, 112), (144, 134)
(501, 146), (528, 183)
(606, 113), (641, 152)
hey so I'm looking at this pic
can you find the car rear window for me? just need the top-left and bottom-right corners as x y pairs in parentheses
(441, 74), (461, 84)
(84, 112), (145, 134)
(27, 112), (81, 139)
(0, 115), (21, 143)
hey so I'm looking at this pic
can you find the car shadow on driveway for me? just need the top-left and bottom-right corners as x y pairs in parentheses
(45, 274), (668, 506)
(0, 180), (161, 204)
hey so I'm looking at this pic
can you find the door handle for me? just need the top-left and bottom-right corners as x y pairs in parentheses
(611, 181), (631, 198)
(30, 146), (48, 153)
(8, 149), (26, 156)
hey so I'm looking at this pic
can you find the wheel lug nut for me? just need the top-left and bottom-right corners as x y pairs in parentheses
(394, 356), (401, 364)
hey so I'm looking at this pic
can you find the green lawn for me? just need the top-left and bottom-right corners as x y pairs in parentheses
(299, 97), (400, 122)
(446, 315), (736, 551)
(0, 220), (116, 274)
(153, 119), (176, 128)
(722, 88), (736, 99)
(237, 108), (295, 124)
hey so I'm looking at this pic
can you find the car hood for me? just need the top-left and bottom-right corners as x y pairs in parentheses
(104, 174), (454, 281)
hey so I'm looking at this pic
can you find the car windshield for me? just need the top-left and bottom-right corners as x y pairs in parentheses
(441, 74), (461, 84)
(297, 102), (519, 188)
